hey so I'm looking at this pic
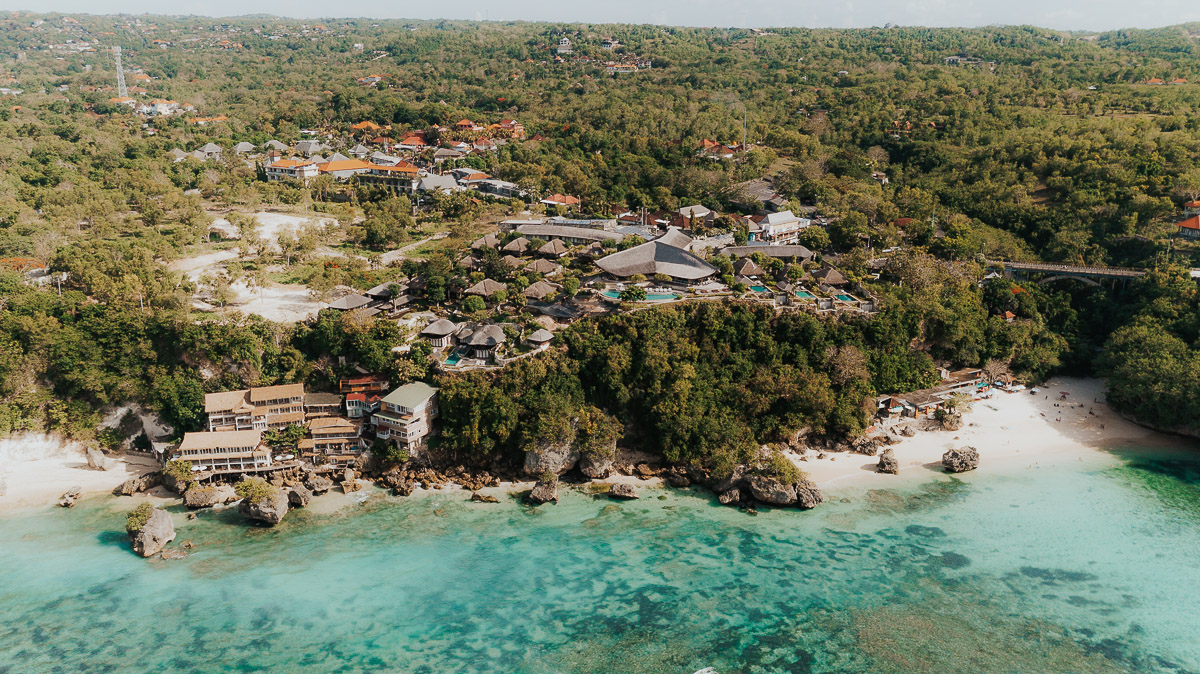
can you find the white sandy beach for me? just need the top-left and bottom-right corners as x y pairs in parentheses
(799, 377), (1183, 491)
(0, 434), (162, 511)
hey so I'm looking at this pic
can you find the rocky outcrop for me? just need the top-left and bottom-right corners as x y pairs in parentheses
(718, 488), (741, 506)
(86, 448), (111, 471)
(876, 448), (899, 474)
(745, 474), (798, 506)
(523, 439), (579, 477)
(130, 508), (175, 558)
(794, 479), (824, 509)
(942, 446), (979, 473)
(900, 425), (917, 437)
(609, 483), (639, 500)
(238, 489), (290, 526)
(304, 476), (333, 495)
(579, 453), (614, 479)
(664, 467), (692, 488)
(159, 548), (188, 560)
(160, 470), (193, 496)
(287, 484), (313, 508)
(470, 492), (500, 503)
(58, 486), (82, 508)
(114, 472), (160, 496)
(528, 476), (559, 504)
(182, 484), (237, 509)
(711, 465), (748, 494)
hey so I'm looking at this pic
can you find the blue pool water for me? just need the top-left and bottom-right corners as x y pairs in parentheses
(444, 352), (462, 366)
(750, 285), (768, 292)
(2, 447), (1199, 673)
(795, 290), (817, 299)
(835, 293), (856, 302)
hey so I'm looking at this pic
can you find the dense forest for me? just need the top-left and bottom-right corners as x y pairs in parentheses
(0, 14), (1198, 465)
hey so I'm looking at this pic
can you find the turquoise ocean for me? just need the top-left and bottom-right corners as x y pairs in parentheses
(1, 446), (1199, 674)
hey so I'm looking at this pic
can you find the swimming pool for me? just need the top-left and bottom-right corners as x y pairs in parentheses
(444, 352), (462, 366)
(795, 291), (816, 299)
(835, 294), (857, 302)
(750, 285), (768, 292)
(602, 290), (680, 301)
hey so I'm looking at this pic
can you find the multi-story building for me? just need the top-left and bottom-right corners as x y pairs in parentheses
(355, 163), (418, 194)
(345, 392), (383, 419)
(175, 430), (273, 474)
(266, 159), (319, 183)
(755, 210), (811, 245)
(371, 382), (439, 450)
(204, 384), (306, 432)
(298, 417), (362, 465)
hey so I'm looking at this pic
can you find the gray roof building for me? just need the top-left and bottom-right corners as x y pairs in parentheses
(232, 141), (256, 154)
(523, 280), (560, 300)
(596, 241), (718, 281)
(514, 224), (622, 244)
(462, 324), (506, 348)
(328, 293), (372, 310)
(264, 140), (288, 151)
(722, 245), (814, 261)
(421, 318), (458, 337)
(464, 279), (508, 296)
(380, 382), (438, 410)
(656, 227), (693, 250)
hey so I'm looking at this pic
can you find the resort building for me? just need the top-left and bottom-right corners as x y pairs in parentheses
(371, 382), (440, 450)
(595, 240), (717, 282)
(299, 416), (362, 465)
(175, 430), (273, 474)
(345, 392), (383, 419)
(266, 159), (319, 183)
(460, 325), (507, 360)
(340, 374), (390, 395)
(204, 384), (306, 432)
(421, 318), (459, 348)
(304, 392), (343, 419)
(355, 163), (419, 193)
(750, 211), (811, 245)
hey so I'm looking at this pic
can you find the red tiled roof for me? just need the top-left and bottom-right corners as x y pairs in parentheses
(1179, 215), (1200, 231)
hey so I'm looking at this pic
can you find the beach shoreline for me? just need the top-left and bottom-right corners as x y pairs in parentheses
(796, 376), (1191, 492)
(1, 377), (1193, 516)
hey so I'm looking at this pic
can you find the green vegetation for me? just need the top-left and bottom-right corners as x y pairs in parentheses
(235, 477), (279, 506)
(0, 14), (1199, 449)
(125, 503), (154, 534)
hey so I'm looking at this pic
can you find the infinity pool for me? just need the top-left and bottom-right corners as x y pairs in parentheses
(602, 290), (680, 301)
(795, 290), (816, 299)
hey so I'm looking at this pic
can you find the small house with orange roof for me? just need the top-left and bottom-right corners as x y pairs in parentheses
(351, 120), (381, 133)
(108, 96), (136, 108)
(1185, 200), (1200, 216)
(1146, 77), (1165, 85)
(1178, 215), (1200, 239)
(540, 193), (581, 207)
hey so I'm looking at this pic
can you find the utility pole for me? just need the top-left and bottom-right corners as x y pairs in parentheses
(113, 46), (127, 98)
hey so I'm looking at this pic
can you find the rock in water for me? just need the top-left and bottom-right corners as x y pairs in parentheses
(876, 448), (899, 474)
(304, 476), (333, 495)
(609, 483), (639, 500)
(794, 479), (824, 509)
(528, 477), (558, 504)
(523, 438), (579, 477)
(159, 548), (188, 560)
(113, 472), (160, 496)
(85, 447), (110, 471)
(288, 485), (313, 508)
(942, 446), (980, 473)
(745, 474), (798, 506)
(718, 488), (741, 506)
(182, 484), (237, 509)
(58, 486), (83, 508)
(238, 489), (290, 526)
(470, 492), (500, 503)
(131, 509), (175, 558)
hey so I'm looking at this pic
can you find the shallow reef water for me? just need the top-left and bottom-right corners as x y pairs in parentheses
(1, 447), (1199, 674)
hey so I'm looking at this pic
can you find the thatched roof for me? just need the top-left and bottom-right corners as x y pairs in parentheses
(733, 258), (766, 277)
(595, 241), (717, 281)
(462, 324), (506, 347)
(538, 239), (569, 256)
(501, 237), (530, 254)
(464, 279), (508, 296)
(421, 318), (457, 337)
(523, 280), (560, 300)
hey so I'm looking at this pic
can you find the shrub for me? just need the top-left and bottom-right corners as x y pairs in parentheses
(125, 503), (154, 534)
(235, 477), (278, 506)
(163, 459), (193, 482)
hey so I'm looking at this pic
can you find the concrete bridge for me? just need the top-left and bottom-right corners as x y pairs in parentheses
(988, 260), (1146, 287)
